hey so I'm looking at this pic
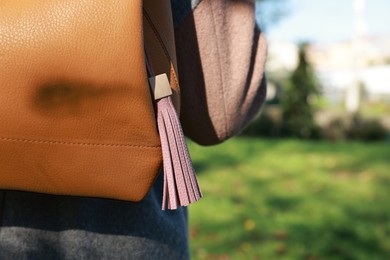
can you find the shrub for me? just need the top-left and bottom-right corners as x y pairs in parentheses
(242, 112), (281, 138)
(321, 115), (389, 142)
(346, 116), (389, 141)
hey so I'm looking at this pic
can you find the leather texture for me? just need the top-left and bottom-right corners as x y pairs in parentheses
(0, 0), (178, 201)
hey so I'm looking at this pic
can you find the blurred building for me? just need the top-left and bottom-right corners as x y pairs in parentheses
(267, 41), (299, 73)
(266, 35), (390, 104)
(265, 41), (298, 101)
(307, 35), (390, 103)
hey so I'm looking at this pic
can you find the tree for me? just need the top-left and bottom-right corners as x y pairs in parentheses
(281, 43), (320, 139)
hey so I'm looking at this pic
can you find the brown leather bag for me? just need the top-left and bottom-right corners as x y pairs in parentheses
(0, 0), (200, 209)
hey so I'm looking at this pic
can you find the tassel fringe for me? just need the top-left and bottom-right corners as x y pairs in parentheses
(157, 97), (202, 210)
(145, 47), (201, 210)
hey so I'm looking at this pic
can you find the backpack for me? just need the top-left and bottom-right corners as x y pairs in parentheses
(0, 0), (201, 210)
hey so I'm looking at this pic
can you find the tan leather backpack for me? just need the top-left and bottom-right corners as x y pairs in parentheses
(0, 0), (201, 210)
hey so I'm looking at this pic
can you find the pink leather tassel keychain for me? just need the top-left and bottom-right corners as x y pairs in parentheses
(145, 50), (202, 210)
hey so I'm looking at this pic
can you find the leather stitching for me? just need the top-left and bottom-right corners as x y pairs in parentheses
(0, 137), (161, 148)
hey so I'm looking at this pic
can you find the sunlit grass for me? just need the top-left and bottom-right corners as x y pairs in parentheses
(188, 138), (390, 259)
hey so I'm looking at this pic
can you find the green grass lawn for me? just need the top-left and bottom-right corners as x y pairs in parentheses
(187, 138), (390, 260)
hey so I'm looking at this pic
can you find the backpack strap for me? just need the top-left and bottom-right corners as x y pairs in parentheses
(143, 0), (202, 210)
(143, 0), (181, 113)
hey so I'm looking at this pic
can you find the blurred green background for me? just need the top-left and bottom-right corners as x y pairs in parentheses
(188, 139), (390, 259)
(187, 0), (390, 259)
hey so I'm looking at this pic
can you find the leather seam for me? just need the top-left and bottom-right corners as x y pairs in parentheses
(208, 0), (229, 138)
(0, 137), (161, 148)
(143, 8), (180, 91)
